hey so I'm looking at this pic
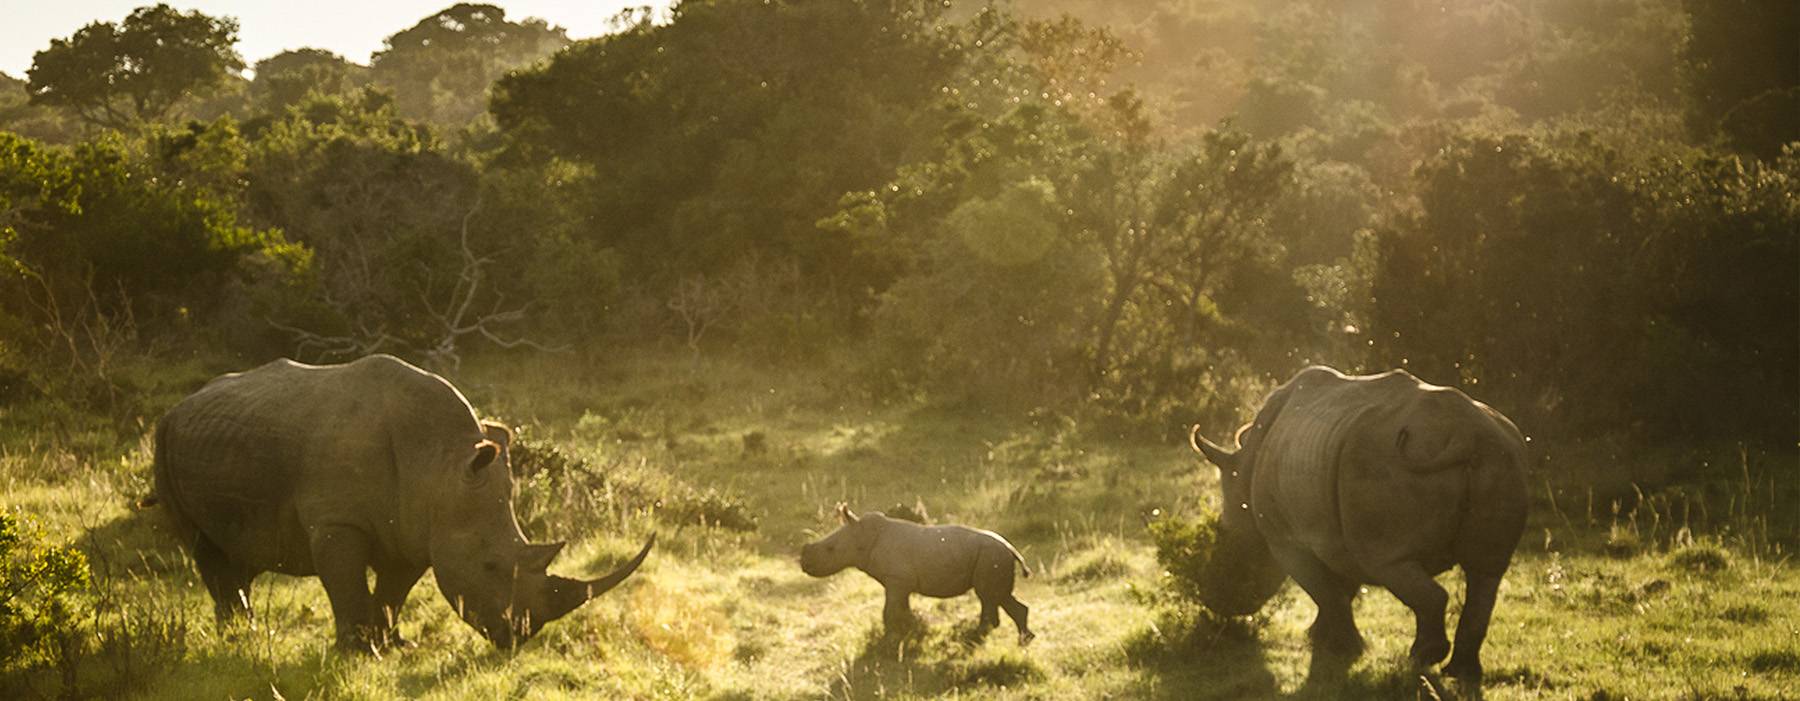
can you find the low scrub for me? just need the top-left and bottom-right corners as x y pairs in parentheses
(509, 432), (758, 536)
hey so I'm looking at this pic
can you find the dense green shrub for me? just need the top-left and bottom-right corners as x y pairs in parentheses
(1147, 511), (1223, 606)
(0, 128), (294, 408)
(1371, 135), (1798, 450)
(0, 513), (91, 692)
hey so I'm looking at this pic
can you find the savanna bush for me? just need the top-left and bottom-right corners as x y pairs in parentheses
(509, 433), (758, 536)
(0, 128), (295, 411)
(873, 178), (1101, 401)
(0, 512), (91, 693)
(1371, 135), (1798, 454)
(1147, 511), (1224, 606)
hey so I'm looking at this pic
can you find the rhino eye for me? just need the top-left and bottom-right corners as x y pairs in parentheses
(482, 561), (500, 573)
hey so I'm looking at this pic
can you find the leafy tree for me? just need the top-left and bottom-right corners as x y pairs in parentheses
(1, 129), (266, 310)
(1682, 0), (1800, 158)
(250, 49), (369, 116)
(1371, 134), (1798, 448)
(246, 89), (552, 366)
(1496, 0), (1687, 121)
(0, 73), (78, 143)
(873, 175), (1103, 398)
(371, 3), (568, 126)
(0, 126), (287, 405)
(492, 0), (962, 307)
(26, 4), (244, 129)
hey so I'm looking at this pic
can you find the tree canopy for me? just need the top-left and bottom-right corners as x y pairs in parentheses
(372, 3), (568, 125)
(25, 4), (243, 130)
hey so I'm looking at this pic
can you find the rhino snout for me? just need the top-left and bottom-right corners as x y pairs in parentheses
(799, 543), (845, 577)
(798, 544), (822, 576)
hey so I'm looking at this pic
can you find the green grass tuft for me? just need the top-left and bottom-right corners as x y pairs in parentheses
(1668, 544), (1731, 573)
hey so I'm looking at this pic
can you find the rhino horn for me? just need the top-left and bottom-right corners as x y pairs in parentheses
(542, 534), (657, 622)
(1190, 424), (1238, 469)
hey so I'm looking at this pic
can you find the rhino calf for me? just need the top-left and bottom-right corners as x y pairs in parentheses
(153, 354), (653, 651)
(800, 505), (1035, 644)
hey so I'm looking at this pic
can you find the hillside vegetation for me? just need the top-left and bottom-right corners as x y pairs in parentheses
(1, 1), (1795, 699)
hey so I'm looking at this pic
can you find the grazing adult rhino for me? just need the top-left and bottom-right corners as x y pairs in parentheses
(151, 354), (654, 650)
(1189, 366), (1528, 680)
(800, 505), (1035, 644)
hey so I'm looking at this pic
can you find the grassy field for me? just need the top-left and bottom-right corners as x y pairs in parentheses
(2, 352), (1796, 700)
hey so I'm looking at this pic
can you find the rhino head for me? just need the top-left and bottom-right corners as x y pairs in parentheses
(1190, 424), (1289, 615)
(799, 504), (877, 577)
(431, 423), (654, 647)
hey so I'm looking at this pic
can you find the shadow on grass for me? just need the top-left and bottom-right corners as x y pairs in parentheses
(125, 638), (335, 700)
(394, 646), (518, 697)
(826, 618), (1042, 700)
(1121, 607), (1279, 701)
(78, 503), (189, 579)
(1121, 604), (1490, 700)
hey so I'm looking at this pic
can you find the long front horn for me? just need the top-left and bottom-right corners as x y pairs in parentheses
(541, 534), (658, 625)
(1189, 424), (1238, 468)
(582, 533), (656, 599)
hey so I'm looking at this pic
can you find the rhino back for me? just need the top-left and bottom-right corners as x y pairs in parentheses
(863, 520), (991, 596)
(156, 356), (481, 573)
(1249, 371), (1384, 568)
(1251, 368), (1527, 579)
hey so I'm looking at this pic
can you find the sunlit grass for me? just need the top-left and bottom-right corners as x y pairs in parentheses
(2, 351), (1795, 699)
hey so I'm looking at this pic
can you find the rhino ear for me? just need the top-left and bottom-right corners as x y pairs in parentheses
(837, 503), (859, 524)
(518, 542), (565, 572)
(1189, 425), (1238, 471)
(470, 440), (501, 473)
(481, 421), (513, 451)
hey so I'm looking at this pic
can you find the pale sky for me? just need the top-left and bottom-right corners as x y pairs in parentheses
(0, 1), (673, 78)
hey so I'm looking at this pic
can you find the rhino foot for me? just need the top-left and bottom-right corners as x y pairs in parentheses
(1442, 654), (1482, 682)
(1408, 636), (1451, 669)
(378, 629), (416, 650)
(336, 625), (412, 655)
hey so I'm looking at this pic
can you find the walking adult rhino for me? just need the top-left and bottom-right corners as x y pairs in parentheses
(1189, 366), (1528, 681)
(151, 354), (654, 650)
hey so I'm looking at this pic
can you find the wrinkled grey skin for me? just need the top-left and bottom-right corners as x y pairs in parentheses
(1191, 366), (1528, 681)
(152, 354), (654, 651)
(800, 506), (1035, 644)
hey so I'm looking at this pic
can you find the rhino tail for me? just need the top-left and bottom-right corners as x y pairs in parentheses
(140, 420), (171, 511)
(999, 536), (1031, 578)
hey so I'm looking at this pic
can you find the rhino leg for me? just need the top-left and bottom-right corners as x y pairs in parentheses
(371, 563), (426, 648)
(193, 534), (257, 623)
(975, 594), (1001, 630)
(1271, 546), (1363, 655)
(999, 596), (1033, 646)
(309, 524), (381, 652)
(882, 587), (916, 632)
(1372, 562), (1451, 668)
(1443, 569), (1503, 681)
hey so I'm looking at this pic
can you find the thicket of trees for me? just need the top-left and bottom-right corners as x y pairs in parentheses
(1, 0), (1794, 460)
